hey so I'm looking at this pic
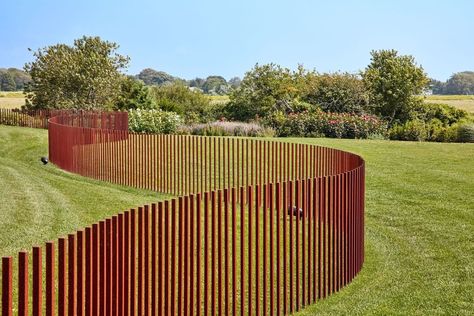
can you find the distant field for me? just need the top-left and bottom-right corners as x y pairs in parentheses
(425, 94), (474, 113)
(0, 91), (24, 109)
(209, 94), (230, 105)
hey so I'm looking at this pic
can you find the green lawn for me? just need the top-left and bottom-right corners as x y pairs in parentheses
(0, 125), (472, 315)
(291, 138), (474, 315)
(0, 125), (170, 257)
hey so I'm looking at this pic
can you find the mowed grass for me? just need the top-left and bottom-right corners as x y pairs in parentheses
(425, 94), (474, 113)
(0, 91), (25, 109)
(290, 138), (474, 315)
(0, 125), (170, 257)
(0, 125), (473, 314)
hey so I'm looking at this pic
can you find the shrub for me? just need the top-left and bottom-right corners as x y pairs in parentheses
(417, 102), (468, 125)
(266, 110), (386, 138)
(179, 121), (275, 137)
(148, 83), (211, 123)
(302, 72), (369, 114)
(457, 124), (474, 143)
(389, 120), (428, 141)
(128, 109), (182, 134)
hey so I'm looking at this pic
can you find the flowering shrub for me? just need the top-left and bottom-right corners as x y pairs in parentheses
(267, 110), (386, 138)
(128, 109), (182, 134)
(179, 121), (275, 137)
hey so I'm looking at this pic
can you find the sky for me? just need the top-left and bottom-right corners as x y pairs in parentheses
(1, 0), (473, 81)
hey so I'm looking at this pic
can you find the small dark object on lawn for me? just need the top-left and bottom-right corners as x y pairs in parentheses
(287, 205), (304, 220)
(41, 157), (49, 165)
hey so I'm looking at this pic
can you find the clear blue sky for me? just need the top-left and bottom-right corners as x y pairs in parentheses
(1, 0), (473, 80)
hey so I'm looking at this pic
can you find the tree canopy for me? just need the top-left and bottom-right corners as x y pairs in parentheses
(24, 36), (129, 110)
(0, 68), (31, 91)
(362, 49), (429, 124)
(136, 68), (177, 86)
(445, 71), (474, 95)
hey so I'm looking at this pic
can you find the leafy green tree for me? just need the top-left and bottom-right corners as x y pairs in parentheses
(24, 36), (129, 110)
(202, 76), (229, 95)
(445, 71), (474, 95)
(362, 49), (429, 125)
(302, 72), (369, 114)
(114, 76), (155, 110)
(188, 77), (205, 89)
(226, 63), (309, 121)
(0, 71), (16, 91)
(228, 76), (242, 89)
(148, 82), (211, 123)
(7, 68), (31, 90)
(137, 68), (176, 86)
(430, 78), (446, 94)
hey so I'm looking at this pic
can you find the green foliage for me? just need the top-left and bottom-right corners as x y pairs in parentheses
(202, 76), (229, 95)
(0, 68), (31, 91)
(362, 49), (429, 125)
(457, 123), (474, 142)
(226, 63), (308, 121)
(24, 36), (129, 110)
(0, 71), (16, 91)
(228, 77), (242, 89)
(430, 78), (446, 94)
(415, 102), (468, 125)
(148, 83), (212, 123)
(188, 77), (206, 89)
(267, 110), (386, 139)
(302, 72), (369, 114)
(114, 76), (155, 110)
(179, 121), (275, 137)
(388, 118), (472, 142)
(445, 71), (474, 95)
(136, 68), (177, 86)
(388, 119), (428, 141)
(128, 109), (182, 134)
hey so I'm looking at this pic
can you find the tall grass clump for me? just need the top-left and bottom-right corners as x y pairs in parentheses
(179, 121), (275, 137)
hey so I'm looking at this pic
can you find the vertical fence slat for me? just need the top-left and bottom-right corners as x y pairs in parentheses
(2, 257), (13, 316)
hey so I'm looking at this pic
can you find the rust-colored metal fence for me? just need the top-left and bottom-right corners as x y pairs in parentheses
(0, 108), (55, 129)
(1, 112), (365, 315)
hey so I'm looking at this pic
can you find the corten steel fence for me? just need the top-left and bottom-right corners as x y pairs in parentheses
(1, 112), (365, 315)
(0, 108), (56, 129)
(0, 109), (123, 130)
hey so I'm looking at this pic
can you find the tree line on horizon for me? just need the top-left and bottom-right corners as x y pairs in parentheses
(6, 36), (473, 143)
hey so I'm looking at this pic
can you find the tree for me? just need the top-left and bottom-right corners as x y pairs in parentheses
(430, 79), (446, 94)
(137, 68), (176, 86)
(226, 63), (309, 121)
(24, 36), (129, 110)
(202, 76), (228, 95)
(7, 68), (31, 90)
(148, 82), (211, 123)
(445, 71), (474, 95)
(362, 49), (429, 124)
(228, 76), (242, 89)
(188, 77), (205, 89)
(114, 76), (155, 110)
(302, 72), (369, 114)
(0, 71), (16, 91)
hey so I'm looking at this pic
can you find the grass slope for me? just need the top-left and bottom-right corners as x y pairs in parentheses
(0, 125), (472, 314)
(0, 125), (169, 257)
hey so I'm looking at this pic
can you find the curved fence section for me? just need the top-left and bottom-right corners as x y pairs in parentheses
(1, 112), (365, 315)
